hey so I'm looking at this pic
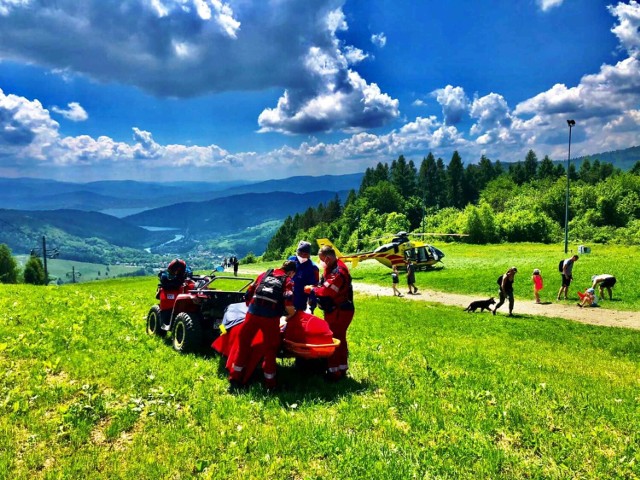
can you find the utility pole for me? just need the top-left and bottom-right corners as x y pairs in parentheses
(564, 120), (575, 254)
(42, 236), (49, 283)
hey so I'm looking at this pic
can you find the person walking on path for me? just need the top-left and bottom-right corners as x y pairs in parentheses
(288, 240), (320, 313)
(406, 259), (418, 295)
(305, 245), (355, 381)
(391, 265), (403, 297)
(494, 267), (517, 316)
(557, 255), (579, 300)
(532, 268), (543, 304)
(231, 256), (239, 276)
(229, 260), (297, 391)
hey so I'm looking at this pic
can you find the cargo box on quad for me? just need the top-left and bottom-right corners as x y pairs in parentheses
(146, 274), (254, 353)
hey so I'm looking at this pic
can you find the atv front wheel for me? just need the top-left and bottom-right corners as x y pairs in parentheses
(172, 312), (203, 353)
(146, 305), (167, 337)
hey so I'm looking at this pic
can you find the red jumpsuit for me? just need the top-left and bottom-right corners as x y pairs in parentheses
(229, 268), (294, 388)
(312, 259), (354, 378)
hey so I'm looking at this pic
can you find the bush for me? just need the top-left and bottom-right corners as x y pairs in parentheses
(0, 244), (19, 284)
(23, 256), (47, 285)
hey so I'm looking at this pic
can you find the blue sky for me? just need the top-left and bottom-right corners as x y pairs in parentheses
(0, 0), (638, 182)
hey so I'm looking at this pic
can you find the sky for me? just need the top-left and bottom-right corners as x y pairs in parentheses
(0, 0), (639, 183)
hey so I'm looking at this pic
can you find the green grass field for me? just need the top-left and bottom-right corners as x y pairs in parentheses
(1, 272), (638, 479)
(322, 242), (640, 311)
(16, 256), (145, 284)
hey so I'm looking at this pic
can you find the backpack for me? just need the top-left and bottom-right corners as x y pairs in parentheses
(558, 259), (564, 273)
(496, 274), (503, 286)
(253, 269), (286, 309)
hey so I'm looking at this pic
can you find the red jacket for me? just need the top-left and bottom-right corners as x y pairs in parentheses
(313, 260), (354, 312)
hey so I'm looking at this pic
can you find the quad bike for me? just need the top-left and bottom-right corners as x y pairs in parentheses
(146, 273), (254, 353)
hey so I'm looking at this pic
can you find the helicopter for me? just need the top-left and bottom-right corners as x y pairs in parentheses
(316, 231), (467, 271)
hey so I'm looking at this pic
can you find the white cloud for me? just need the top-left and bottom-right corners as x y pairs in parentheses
(537, 0), (564, 12)
(371, 32), (387, 48)
(432, 85), (469, 125)
(2, 1), (639, 181)
(0, 0), (398, 135)
(609, 1), (640, 58)
(51, 102), (88, 122)
(344, 46), (369, 65)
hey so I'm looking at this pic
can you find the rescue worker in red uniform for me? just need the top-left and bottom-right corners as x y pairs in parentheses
(305, 245), (354, 381)
(229, 260), (297, 390)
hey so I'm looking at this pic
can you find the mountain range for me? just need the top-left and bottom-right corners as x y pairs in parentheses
(1, 145), (638, 266)
(0, 173), (363, 263)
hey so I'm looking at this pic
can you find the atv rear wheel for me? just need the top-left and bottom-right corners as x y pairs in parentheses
(172, 312), (203, 353)
(146, 305), (167, 337)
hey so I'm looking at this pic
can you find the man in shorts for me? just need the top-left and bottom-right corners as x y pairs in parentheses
(591, 274), (616, 300)
(557, 255), (579, 300)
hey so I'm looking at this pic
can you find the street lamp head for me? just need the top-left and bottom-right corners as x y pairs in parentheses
(567, 119), (575, 127)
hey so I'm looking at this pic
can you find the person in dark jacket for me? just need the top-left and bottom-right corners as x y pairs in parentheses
(493, 266), (517, 316)
(288, 240), (319, 313)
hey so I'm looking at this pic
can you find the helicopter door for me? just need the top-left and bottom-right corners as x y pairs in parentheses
(403, 248), (416, 262)
(415, 246), (431, 263)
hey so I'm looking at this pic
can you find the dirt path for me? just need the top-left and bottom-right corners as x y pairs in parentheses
(236, 267), (640, 330)
(353, 282), (640, 331)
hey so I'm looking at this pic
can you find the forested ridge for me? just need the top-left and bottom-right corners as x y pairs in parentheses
(264, 150), (640, 259)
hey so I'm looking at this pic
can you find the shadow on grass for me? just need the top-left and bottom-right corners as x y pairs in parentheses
(219, 354), (374, 403)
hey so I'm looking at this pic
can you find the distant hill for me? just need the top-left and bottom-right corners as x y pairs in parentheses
(207, 173), (364, 197)
(0, 177), (256, 212)
(0, 174), (362, 213)
(0, 208), (170, 248)
(124, 190), (350, 235)
(572, 145), (640, 170)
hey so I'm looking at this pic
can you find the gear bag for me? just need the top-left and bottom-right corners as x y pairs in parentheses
(253, 269), (286, 310)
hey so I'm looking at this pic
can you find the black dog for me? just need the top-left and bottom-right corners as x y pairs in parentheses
(463, 297), (496, 313)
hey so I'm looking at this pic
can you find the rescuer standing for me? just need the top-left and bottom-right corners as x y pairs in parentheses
(305, 245), (354, 381)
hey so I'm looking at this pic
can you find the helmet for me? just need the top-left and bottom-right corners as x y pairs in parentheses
(168, 258), (187, 277)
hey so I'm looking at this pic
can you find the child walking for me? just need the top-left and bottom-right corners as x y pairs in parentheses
(391, 266), (403, 297)
(532, 268), (543, 304)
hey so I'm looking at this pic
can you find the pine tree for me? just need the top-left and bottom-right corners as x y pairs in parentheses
(23, 255), (47, 285)
(523, 149), (538, 182)
(0, 244), (19, 284)
(447, 151), (465, 208)
(537, 155), (555, 179)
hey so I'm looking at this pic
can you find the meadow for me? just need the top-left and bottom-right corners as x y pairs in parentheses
(15, 256), (145, 284)
(1, 271), (638, 479)
(333, 242), (640, 311)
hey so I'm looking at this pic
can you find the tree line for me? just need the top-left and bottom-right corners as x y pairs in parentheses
(264, 151), (640, 259)
(0, 244), (47, 284)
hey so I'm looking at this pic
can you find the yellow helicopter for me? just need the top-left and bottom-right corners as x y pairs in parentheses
(316, 231), (467, 271)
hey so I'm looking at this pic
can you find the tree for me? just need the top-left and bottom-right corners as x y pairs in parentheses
(390, 155), (417, 198)
(523, 150), (538, 182)
(447, 151), (465, 208)
(435, 158), (448, 207)
(23, 255), (47, 285)
(0, 244), (19, 284)
(418, 153), (441, 209)
(537, 155), (555, 179)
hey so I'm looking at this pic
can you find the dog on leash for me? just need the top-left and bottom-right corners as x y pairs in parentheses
(463, 297), (496, 313)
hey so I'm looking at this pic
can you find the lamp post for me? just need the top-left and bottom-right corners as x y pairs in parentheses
(564, 119), (575, 254)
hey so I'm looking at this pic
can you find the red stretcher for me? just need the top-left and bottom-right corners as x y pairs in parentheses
(212, 308), (339, 383)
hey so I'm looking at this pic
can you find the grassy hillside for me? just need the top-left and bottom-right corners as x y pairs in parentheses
(0, 277), (638, 478)
(346, 242), (640, 310)
(15, 256), (147, 284)
(124, 190), (350, 234)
